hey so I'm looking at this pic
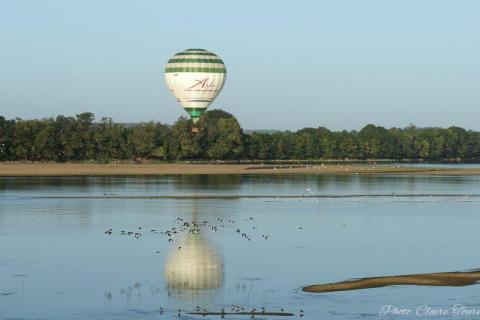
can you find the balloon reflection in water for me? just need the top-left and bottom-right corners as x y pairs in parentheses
(165, 232), (223, 299)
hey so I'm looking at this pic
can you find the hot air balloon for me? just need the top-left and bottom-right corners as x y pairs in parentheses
(165, 49), (227, 133)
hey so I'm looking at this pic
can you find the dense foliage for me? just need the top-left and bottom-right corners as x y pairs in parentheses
(1, 111), (479, 161)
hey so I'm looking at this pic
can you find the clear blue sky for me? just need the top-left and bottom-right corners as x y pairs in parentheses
(1, 0), (479, 131)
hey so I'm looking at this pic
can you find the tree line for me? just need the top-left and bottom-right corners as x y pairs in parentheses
(1, 110), (479, 162)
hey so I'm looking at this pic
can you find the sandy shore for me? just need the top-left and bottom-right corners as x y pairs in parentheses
(0, 162), (480, 176)
(303, 269), (480, 293)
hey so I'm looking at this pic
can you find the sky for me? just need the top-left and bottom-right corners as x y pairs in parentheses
(1, 0), (479, 131)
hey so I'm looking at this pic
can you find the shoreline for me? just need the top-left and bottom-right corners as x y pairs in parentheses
(1, 163), (480, 176)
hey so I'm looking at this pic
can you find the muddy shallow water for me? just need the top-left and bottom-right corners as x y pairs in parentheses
(1, 174), (480, 319)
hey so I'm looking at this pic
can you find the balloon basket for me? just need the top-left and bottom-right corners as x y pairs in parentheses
(191, 126), (199, 134)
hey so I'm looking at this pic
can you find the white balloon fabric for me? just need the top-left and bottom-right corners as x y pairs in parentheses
(165, 49), (227, 125)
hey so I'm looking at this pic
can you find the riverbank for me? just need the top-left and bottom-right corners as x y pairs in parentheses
(1, 162), (480, 176)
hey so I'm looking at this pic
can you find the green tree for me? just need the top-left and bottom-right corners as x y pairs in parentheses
(333, 131), (359, 159)
(74, 112), (96, 160)
(196, 110), (244, 159)
(13, 119), (44, 160)
(358, 124), (386, 158)
(169, 117), (200, 159)
(2, 111), (480, 162)
(444, 126), (469, 159)
(33, 120), (57, 161)
(0, 116), (15, 161)
(127, 122), (158, 159)
(94, 117), (128, 160)
(54, 115), (77, 161)
(317, 127), (335, 158)
(245, 132), (272, 159)
(204, 118), (243, 159)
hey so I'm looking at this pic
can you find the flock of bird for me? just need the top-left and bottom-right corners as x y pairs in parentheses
(156, 305), (304, 318)
(105, 283), (305, 318)
(104, 215), (274, 249)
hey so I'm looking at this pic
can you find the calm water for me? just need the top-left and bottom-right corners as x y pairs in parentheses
(1, 174), (480, 320)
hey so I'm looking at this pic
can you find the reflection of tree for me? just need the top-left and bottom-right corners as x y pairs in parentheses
(164, 232), (223, 297)
(174, 174), (241, 191)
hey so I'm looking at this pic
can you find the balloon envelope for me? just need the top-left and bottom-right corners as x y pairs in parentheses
(165, 49), (227, 124)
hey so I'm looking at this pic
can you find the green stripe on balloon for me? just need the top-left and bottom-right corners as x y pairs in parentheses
(165, 67), (226, 73)
(174, 52), (217, 56)
(168, 58), (224, 64)
(184, 108), (206, 124)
